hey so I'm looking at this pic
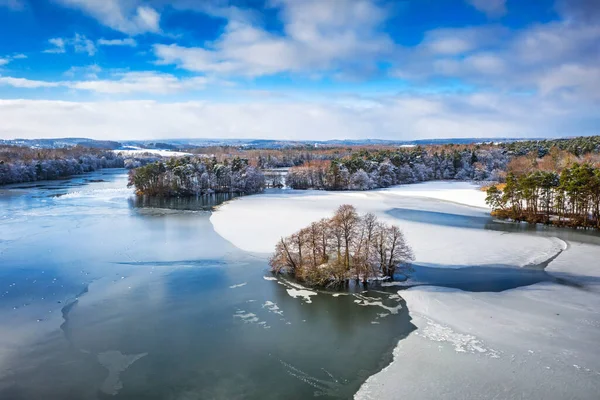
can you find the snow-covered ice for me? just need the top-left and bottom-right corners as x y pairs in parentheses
(356, 243), (600, 400)
(210, 182), (565, 270)
(211, 180), (600, 399)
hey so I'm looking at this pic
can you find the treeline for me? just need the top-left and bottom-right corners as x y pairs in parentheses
(503, 136), (600, 157)
(0, 146), (125, 185)
(127, 156), (265, 197)
(285, 147), (508, 190)
(486, 152), (600, 228)
(269, 205), (414, 287)
(189, 146), (325, 169)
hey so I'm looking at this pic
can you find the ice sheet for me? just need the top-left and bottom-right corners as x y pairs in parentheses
(210, 182), (564, 270)
(356, 243), (600, 400)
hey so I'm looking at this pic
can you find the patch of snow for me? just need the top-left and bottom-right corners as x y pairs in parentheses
(233, 311), (259, 324)
(263, 301), (284, 316)
(380, 181), (489, 209)
(113, 149), (192, 157)
(286, 288), (317, 304)
(353, 294), (402, 314)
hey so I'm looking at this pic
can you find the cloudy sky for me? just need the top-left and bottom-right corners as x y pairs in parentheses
(0, 0), (598, 141)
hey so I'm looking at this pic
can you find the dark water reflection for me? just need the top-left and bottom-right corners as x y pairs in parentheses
(129, 193), (241, 211)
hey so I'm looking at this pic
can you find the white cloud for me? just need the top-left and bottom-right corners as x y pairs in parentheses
(64, 64), (102, 79)
(44, 38), (67, 54)
(0, 91), (596, 141)
(73, 33), (97, 56)
(537, 64), (600, 99)
(419, 26), (507, 56)
(44, 34), (96, 56)
(0, 76), (61, 88)
(68, 72), (208, 94)
(392, 18), (600, 103)
(0, 71), (208, 95)
(0, 53), (28, 66)
(466, 0), (507, 18)
(54, 0), (160, 35)
(154, 0), (393, 77)
(97, 38), (137, 47)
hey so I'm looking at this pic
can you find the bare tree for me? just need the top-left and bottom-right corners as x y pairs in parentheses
(269, 205), (414, 286)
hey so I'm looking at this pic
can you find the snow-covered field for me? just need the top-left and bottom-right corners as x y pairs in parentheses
(210, 181), (600, 399)
(113, 149), (192, 157)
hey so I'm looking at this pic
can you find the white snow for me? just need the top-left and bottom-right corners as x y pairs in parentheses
(379, 181), (489, 209)
(210, 182), (564, 270)
(353, 294), (402, 314)
(113, 149), (192, 157)
(285, 288), (317, 304)
(356, 242), (600, 400)
(263, 301), (284, 316)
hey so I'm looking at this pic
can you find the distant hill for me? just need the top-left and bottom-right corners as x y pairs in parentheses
(0, 138), (122, 150)
(1, 137), (535, 150)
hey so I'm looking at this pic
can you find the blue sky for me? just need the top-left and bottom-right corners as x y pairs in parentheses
(0, 0), (598, 140)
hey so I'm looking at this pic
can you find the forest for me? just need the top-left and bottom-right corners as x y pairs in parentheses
(269, 205), (414, 287)
(285, 146), (508, 190)
(486, 147), (600, 229)
(127, 156), (265, 196)
(0, 145), (125, 185)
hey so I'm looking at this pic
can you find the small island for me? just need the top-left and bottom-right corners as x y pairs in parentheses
(269, 204), (414, 287)
(127, 156), (265, 197)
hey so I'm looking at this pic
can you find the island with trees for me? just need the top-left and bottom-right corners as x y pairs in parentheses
(269, 205), (414, 287)
(127, 156), (265, 197)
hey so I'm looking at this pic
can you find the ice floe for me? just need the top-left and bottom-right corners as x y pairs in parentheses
(353, 294), (402, 314)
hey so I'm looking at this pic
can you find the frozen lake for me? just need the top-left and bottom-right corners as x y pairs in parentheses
(0, 170), (412, 399)
(1, 170), (599, 399)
